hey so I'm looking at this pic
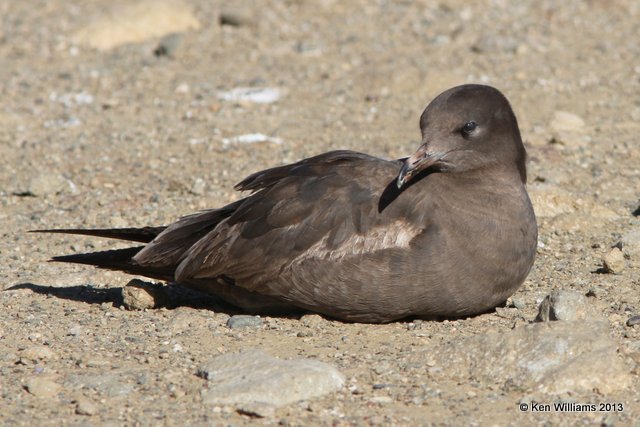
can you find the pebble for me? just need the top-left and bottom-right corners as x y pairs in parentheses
(300, 314), (325, 327)
(122, 279), (167, 310)
(199, 349), (344, 407)
(67, 324), (83, 336)
(620, 230), (640, 259)
(627, 315), (640, 327)
(154, 32), (183, 57)
(602, 247), (625, 274)
(510, 298), (526, 309)
(217, 87), (281, 104)
(75, 397), (99, 416)
(25, 377), (62, 398)
(226, 315), (263, 329)
(222, 133), (283, 146)
(21, 345), (58, 362)
(535, 290), (604, 322)
(23, 173), (73, 196)
(550, 111), (585, 133)
(190, 178), (206, 195)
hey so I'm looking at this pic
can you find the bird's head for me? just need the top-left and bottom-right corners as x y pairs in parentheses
(397, 84), (526, 189)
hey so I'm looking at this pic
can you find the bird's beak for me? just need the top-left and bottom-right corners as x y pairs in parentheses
(397, 145), (443, 189)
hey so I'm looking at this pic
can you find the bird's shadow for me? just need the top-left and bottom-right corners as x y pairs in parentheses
(5, 282), (236, 312)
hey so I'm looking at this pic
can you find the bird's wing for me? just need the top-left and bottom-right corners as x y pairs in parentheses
(135, 150), (416, 295)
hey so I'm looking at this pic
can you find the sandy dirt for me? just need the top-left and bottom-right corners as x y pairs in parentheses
(1, 0), (639, 425)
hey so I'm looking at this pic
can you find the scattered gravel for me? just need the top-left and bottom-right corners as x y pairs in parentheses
(2, 0), (640, 424)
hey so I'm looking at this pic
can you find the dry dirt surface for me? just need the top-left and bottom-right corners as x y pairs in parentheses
(1, 0), (640, 425)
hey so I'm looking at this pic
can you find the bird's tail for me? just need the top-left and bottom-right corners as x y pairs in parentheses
(32, 227), (175, 282)
(30, 226), (166, 243)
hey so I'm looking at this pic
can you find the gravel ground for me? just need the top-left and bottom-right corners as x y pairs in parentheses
(1, 0), (639, 425)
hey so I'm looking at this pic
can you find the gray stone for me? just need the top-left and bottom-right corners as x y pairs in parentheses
(620, 230), (640, 266)
(510, 298), (526, 309)
(199, 350), (344, 407)
(413, 320), (630, 395)
(227, 315), (263, 329)
(627, 315), (640, 327)
(25, 377), (62, 398)
(122, 279), (167, 310)
(602, 247), (625, 274)
(154, 32), (183, 57)
(75, 396), (99, 415)
(535, 290), (604, 322)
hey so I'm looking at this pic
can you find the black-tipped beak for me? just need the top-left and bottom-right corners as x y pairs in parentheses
(397, 147), (442, 189)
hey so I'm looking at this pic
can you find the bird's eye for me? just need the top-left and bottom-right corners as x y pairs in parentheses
(461, 121), (478, 136)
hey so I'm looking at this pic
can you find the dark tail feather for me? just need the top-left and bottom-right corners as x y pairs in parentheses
(31, 226), (167, 243)
(51, 247), (175, 282)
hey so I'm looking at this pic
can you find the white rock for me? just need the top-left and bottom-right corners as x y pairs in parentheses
(550, 111), (585, 133)
(222, 133), (283, 146)
(217, 87), (282, 104)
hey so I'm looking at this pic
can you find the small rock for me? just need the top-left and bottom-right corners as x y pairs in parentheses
(154, 32), (182, 57)
(300, 314), (324, 327)
(222, 133), (283, 146)
(190, 178), (206, 195)
(510, 298), (526, 309)
(227, 315), (262, 329)
(627, 316), (640, 327)
(602, 247), (625, 274)
(75, 397), (98, 415)
(550, 111), (585, 133)
(67, 324), (83, 336)
(217, 87), (281, 104)
(620, 230), (640, 259)
(24, 173), (72, 196)
(25, 377), (62, 398)
(21, 345), (58, 362)
(175, 82), (190, 94)
(199, 350), (344, 407)
(122, 279), (167, 310)
(369, 396), (393, 404)
(535, 290), (604, 322)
